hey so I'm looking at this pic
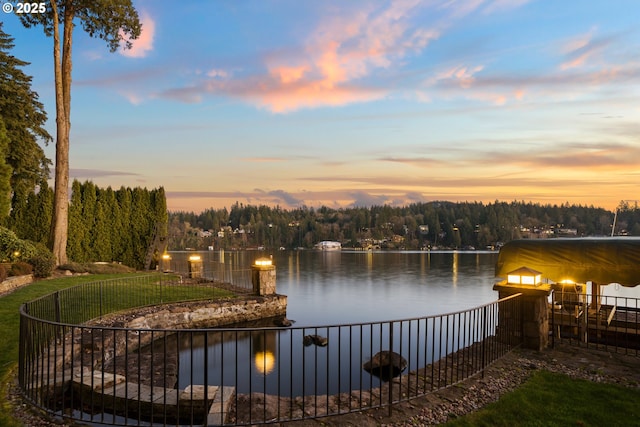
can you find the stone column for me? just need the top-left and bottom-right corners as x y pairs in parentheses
(252, 258), (276, 296)
(493, 284), (551, 351)
(188, 255), (203, 279)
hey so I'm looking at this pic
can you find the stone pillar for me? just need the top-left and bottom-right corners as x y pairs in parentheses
(252, 258), (276, 296)
(493, 284), (551, 351)
(188, 255), (203, 279)
(161, 254), (172, 272)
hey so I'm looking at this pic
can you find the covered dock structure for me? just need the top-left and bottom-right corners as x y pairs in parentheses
(495, 238), (640, 346)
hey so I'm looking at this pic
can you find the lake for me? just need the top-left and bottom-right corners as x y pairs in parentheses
(267, 250), (500, 326)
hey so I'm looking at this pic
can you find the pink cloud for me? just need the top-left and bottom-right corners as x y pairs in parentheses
(559, 30), (613, 71)
(205, 1), (438, 112)
(120, 11), (155, 58)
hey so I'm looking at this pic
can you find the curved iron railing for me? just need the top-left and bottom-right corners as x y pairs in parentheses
(19, 274), (523, 426)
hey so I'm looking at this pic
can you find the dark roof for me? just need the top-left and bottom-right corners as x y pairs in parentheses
(495, 238), (640, 287)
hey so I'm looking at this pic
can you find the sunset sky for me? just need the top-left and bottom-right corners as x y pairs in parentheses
(3, 0), (639, 212)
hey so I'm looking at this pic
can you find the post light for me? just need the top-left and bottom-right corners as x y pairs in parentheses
(188, 254), (202, 279)
(13, 251), (20, 259)
(506, 266), (542, 286)
(252, 257), (276, 295)
(254, 258), (273, 267)
(161, 253), (172, 272)
(494, 265), (552, 351)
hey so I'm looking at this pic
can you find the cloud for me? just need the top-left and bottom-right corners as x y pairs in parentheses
(348, 191), (392, 207)
(264, 189), (305, 206)
(472, 141), (640, 173)
(378, 156), (446, 168)
(560, 32), (615, 71)
(240, 157), (287, 163)
(161, 1), (440, 112)
(69, 168), (141, 178)
(120, 11), (155, 58)
(207, 69), (230, 79)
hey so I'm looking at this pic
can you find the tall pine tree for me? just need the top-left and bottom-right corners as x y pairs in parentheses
(0, 118), (12, 221)
(0, 23), (51, 198)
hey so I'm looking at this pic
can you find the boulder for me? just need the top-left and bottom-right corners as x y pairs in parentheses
(274, 317), (293, 327)
(363, 351), (407, 380)
(303, 334), (328, 347)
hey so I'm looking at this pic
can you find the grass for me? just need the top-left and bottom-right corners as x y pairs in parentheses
(0, 273), (235, 426)
(445, 370), (640, 426)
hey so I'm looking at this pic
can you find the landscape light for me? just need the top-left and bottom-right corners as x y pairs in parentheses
(506, 267), (542, 286)
(254, 258), (273, 267)
(188, 255), (201, 262)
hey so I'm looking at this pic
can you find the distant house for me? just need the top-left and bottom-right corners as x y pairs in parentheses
(314, 241), (342, 250)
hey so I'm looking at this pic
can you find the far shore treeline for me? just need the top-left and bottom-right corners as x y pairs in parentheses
(168, 200), (640, 251)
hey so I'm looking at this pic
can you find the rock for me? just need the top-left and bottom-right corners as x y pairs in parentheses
(274, 317), (293, 327)
(303, 334), (328, 347)
(363, 350), (407, 380)
(63, 270), (73, 276)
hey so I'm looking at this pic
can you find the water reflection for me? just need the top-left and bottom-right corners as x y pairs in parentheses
(253, 330), (277, 375)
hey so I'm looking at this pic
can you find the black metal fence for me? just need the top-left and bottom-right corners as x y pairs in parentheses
(163, 251), (253, 292)
(19, 275), (523, 426)
(551, 290), (640, 356)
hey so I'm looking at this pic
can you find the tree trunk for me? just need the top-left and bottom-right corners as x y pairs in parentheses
(48, 0), (72, 265)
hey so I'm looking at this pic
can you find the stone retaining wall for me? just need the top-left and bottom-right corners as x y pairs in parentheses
(0, 274), (33, 295)
(125, 294), (288, 330)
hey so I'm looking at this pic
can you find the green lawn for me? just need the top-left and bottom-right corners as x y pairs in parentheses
(445, 369), (640, 426)
(0, 273), (234, 426)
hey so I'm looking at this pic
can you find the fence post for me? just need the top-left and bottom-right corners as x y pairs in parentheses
(54, 291), (61, 323)
(388, 321), (394, 416)
(481, 305), (487, 377)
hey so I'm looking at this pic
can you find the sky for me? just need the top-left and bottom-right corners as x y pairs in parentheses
(2, 0), (640, 213)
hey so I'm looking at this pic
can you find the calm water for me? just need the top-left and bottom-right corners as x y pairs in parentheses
(271, 250), (500, 326)
(166, 250), (502, 396)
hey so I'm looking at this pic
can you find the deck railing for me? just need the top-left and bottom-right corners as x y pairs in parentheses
(19, 275), (523, 426)
(551, 291), (640, 356)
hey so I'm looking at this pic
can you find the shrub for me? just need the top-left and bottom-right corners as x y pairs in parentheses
(27, 243), (56, 278)
(0, 227), (37, 262)
(58, 262), (88, 274)
(0, 227), (21, 262)
(9, 261), (33, 276)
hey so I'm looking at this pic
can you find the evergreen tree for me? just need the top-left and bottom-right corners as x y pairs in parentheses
(67, 180), (85, 262)
(8, 187), (28, 238)
(130, 187), (151, 269)
(0, 23), (51, 197)
(0, 118), (12, 221)
(115, 187), (133, 265)
(93, 189), (112, 261)
(31, 180), (53, 244)
(81, 181), (97, 260)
